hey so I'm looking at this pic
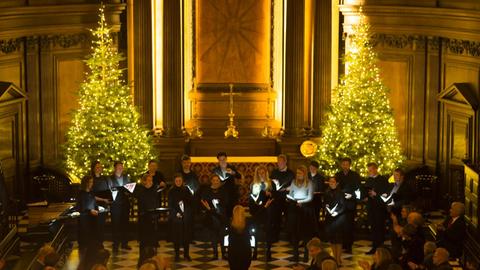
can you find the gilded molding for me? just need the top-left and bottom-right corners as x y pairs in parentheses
(39, 33), (90, 49)
(0, 38), (23, 54)
(445, 39), (480, 57)
(369, 34), (426, 50)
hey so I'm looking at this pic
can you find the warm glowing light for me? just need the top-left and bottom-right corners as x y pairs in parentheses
(152, 0), (164, 129)
(315, 14), (405, 177)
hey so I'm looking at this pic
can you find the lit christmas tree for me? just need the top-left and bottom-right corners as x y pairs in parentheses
(64, 7), (153, 179)
(316, 16), (404, 177)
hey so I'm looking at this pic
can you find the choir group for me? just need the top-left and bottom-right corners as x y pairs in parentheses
(74, 153), (464, 270)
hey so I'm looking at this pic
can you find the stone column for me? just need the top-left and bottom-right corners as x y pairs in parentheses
(283, 0), (307, 137)
(312, 0), (332, 134)
(162, 0), (184, 137)
(133, 0), (153, 127)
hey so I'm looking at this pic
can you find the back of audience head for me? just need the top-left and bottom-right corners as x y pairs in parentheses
(424, 241), (437, 255)
(402, 223), (417, 239)
(407, 212), (424, 227)
(306, 237), (322, 257)
(374, 247), (392, 267)
(321, 259), (338, 270)
(43, 252), (60, 267)
(450, 202), (465, 217)
(433, 248), (450, 266)
(37, 244), (55, 262)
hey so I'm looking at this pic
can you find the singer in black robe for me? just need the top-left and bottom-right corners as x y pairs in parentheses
(90, 161), (109, 246)
(108, 161), (131, 251)
(212, 152), (239, 218)
(199, 174), (228, 260)
(134, 174), (160, 265)
(270, 155), (295, 244)
(364, 163), (391, 254)
(324, 176), (346, 265)
(248, 186), (276, 260)
(77, 176), (101, 251)
(308, 160), (325, 237)
(168, 174), (194, 261)
(335, 158), (361, 253)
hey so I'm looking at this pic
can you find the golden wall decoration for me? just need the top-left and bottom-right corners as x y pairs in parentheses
(196, 0), (271, 85)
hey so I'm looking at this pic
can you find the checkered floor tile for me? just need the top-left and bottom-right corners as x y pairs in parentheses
(62, 240), (373, 269)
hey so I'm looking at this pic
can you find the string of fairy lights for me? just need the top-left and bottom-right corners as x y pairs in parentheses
(315, 16), (405, 177)
(64, 7), (153, 181)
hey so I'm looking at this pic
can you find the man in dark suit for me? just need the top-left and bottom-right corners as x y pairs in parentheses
(364, 162), (390, 254)
(212, 152), (238, 218)
(436, 202), (466, 259)
(335, 157), (361, 253)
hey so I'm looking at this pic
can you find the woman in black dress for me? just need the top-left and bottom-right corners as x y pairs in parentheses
(108, 161), (131, 252)
(227, 205), (252, 270)
(90, 161), (109, 246)
(168, 174), (194, 261)
(77, 175), (100, 250)
(324, 176), (346, 265)
(249, 165), (276, 261)
(134, 174), (160, 266)
(199, 174), (228, 260)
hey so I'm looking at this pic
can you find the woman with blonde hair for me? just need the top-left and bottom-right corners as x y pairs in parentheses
(252, 165), (274, 193)
(249, 165), (277, 260)
(287, 165), (315, 262)
(227, 205), (252, 270)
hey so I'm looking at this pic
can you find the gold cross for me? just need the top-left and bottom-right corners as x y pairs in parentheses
(221, 84), (241, 138)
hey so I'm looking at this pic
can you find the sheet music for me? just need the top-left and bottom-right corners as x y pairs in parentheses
(212, 199), (219, 210)
(286, 194), (296, 201)
(272, 179), (280, 188)
(381, 193), (393, 203)
(111, 190), (118, 201)
(326, 203), (338, 215)
(179, 200), (184, 213)
(123, 182), (136, 193)
(186, 185), (194, 195)
(355, 188), (361, 200)
(250, 193), (259, 202)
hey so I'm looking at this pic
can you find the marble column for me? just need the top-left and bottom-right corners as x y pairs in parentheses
(133, 0), (153, 127)
(283, 0), (307, 137)
(162, 0), (184, 137)
(312, 0), (332, 134)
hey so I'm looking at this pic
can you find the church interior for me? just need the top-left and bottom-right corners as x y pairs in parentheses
(1, 0), (480, 269)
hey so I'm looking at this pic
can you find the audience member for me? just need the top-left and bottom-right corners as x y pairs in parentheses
(31, 244), (55, 270)
(43, 252), (60, 268)
(407, 241), (437, 269)
(400, 224), (425, 268)
(359, 247), (393, 270)
(436, 202), (466, 258)
(431, 248), (452, 270)
(293, 237), (335, 270)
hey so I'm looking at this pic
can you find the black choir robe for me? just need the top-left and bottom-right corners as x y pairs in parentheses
(108, 174), (131, 246)
(335, 169), (360, 249)
(323, 187), (346, 244)
(168, 186), (194, 245)
(390, 180), (414, 215)
(248, 184), (277, 244)
(364, 174), (390, 248)
(76, 190), (100, 249)
(212, 165), (239, 217)
(146, 170), (165, 188)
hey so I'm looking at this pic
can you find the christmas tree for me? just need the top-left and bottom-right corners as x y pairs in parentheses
(64, 7), (153, 179)
(316, 16), (404, 177)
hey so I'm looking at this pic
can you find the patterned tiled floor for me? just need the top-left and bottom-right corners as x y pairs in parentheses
(62, 239), (374, 270)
